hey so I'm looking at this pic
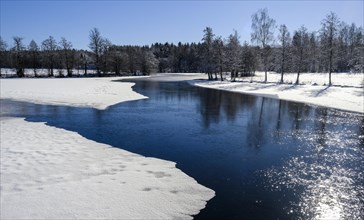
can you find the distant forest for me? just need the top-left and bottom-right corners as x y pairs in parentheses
(1, 9), (363, 83)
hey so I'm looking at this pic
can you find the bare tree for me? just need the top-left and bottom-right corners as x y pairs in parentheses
(42, 36), (58, 77)
(12, 36), (25, 77)
(59, 37), (73, 77)
(320, 12), (339, 86)
(28, 40), (39, 77)
(278, 24), (290, 83)
(251, 8), (276, 82)
(89, 28), (103, 76)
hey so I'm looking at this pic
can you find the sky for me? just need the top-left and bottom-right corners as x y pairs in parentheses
(1, 0), (363, 50)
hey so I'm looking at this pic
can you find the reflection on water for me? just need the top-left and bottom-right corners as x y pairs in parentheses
(1, 78), (363, 219)
(264, 109), (364, 219)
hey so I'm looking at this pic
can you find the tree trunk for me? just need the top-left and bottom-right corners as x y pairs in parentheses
(264, 70), (267, 83)
(295, 71), (300, 85)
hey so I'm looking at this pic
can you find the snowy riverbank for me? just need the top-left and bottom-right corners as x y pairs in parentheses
(0, 77), (149, 110)
(190, 72), (364, 114)
(0, 77), (214, 219)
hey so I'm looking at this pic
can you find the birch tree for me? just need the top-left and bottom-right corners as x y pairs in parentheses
(251, 8), (276, 82)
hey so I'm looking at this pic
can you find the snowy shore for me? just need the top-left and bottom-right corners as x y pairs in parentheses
(0, 77), (214, 219)
(190, 72), (364, 114)
(0, 77), (148, 110)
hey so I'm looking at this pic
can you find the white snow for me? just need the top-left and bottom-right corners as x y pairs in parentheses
(0, 77), (148, 110)
(0, 118), (214, 219)
(190, 72), (364, 113)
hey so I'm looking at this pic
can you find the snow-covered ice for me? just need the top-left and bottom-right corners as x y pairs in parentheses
(0, 77), (148, 110)
(0, 76), (214, 219)
(190, 72), (364, 113)
(0, 118), (214, 219)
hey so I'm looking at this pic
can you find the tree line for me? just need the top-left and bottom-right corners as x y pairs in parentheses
(1, 9), (363, 85)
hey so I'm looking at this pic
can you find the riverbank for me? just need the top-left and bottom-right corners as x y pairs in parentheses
(190, 72), (364, 114)
(0, 76), (214, 219)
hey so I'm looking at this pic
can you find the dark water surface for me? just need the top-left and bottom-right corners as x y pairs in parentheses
(1, 77), (363, 219)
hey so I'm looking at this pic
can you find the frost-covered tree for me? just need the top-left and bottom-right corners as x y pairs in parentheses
(278, 24), (291, 83)
(141, 49), (159, 75)
(251, 8), (276, 82)
(28, 40), (39, 76)
(225, 30), (241, 82)
(12, 36), (26, 77)
(42, 36), (58, 77)
(59, 37), (74, 77)
(292, 26), (309, 84)
(320, 12), (340, 86)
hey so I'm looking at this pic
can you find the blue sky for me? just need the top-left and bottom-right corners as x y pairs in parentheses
(1, 1), (363, 50)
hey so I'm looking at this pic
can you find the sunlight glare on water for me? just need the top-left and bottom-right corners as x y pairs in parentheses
(264, 109), (364, 219)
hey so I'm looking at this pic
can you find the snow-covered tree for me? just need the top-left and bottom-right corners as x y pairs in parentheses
(141, 49), (159, 75)
(251, 8), (276, 82)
